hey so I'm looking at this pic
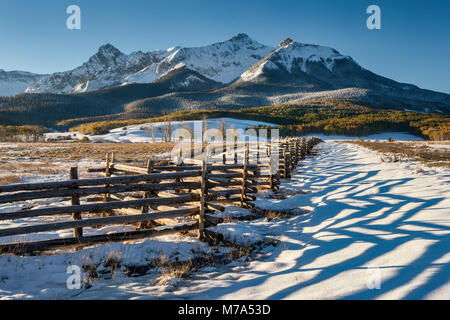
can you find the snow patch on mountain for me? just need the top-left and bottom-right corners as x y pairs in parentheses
(240, 41), (352, 81)
(0, 69), (46, 96)
(171, 74), (204, 89)
(123, 33), (274, 85)
(267, 88), (371, 105)
(240, 60), (277, 81)
(122, 64), (159, 84)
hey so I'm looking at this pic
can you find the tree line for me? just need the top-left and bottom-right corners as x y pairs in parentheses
(67, 101), (450, 141)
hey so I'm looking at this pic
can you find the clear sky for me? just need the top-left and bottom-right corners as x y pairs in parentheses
(1, 0), (449, 93)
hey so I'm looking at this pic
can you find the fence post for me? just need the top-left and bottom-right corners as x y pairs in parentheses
(146, 158), (153, 174)
(174, 155), (183, 194)
(240, 143), (249, 207)
(268, 144), (273, 190)
(223, 140), (226, 165)
(257, 138), (260, 164)
(289, 139), (295, 173)
(70, 167), (82, 238)
(293, 139), (298, 166)
(199, 149), (208, 240)
(141, 159), (153, 220)
(103, 153), (112, 202)
(146, 159), (159, 211)
(287, 139), (291, 166)
(234, 136), (238, 164)
(302, 138), (306, 158)
(104, 153), (111, 177)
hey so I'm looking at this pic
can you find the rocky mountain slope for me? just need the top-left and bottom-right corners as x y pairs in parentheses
(24, 44), (174, 94)
(117, 37), (450, 115)
(237, 39), (450, 113)
(0, 69), (46, 97)
(23, 34), (273, 94)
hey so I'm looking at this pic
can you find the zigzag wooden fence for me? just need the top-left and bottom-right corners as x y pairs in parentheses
(0, 137), (321, 254)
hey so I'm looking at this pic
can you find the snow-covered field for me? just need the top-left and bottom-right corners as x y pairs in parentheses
(45, 116), (425, 144)
(143, 141), (449, 300)
(1, 141), (448, 299)
(304, 132), (424, 141)
(44, 117), (278, 143)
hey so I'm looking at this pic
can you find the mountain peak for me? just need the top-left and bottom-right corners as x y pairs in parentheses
(86, 43), (125, 70)
(232, 33), (250, 40)
(274, 41), (344, 60)
(240, 40), (352, 82)
(97, 43), (122, 55)
(228, 33), (256, 44)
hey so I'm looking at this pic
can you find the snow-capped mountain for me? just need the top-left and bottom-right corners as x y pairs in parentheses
(24, 34), (273, 94)
(236, 39), (450, 111)
(241, 39), (352, 82)
(124, 33), (273, 85)
(25, 44), (174, 94)
(0, 69), (46, 96)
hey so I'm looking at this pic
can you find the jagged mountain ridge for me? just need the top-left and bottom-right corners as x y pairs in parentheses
(24, 44), (176, 94)
(23, 34), (274, 95)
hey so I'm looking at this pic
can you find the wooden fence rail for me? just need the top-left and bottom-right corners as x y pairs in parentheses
(0, 136), (322, 254)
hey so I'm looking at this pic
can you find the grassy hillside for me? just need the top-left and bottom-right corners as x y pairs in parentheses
(66, 101), (450, 140)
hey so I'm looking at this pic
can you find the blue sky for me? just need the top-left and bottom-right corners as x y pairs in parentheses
(1, 0), (449, 93)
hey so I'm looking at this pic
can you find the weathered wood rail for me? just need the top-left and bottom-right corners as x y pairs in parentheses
(0, 137), (321, 254)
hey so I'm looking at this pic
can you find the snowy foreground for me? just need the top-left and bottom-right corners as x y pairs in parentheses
(1, 141), (449, 299)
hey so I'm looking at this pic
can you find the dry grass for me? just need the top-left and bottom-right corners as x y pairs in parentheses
(152, 254), (195, 285)
(0, 142), (177, 182)
(159, 260), (194, 281)
(226, 245), (253, 261)
(344, 140), (450, 167)
(0, 174), (22, 185)
(0, 160), (65, 184)
(0, 142), (176, 161)
(0, 162), (63, 174)
(264, 210), (294, 220)
(149, 238), (266, 285)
